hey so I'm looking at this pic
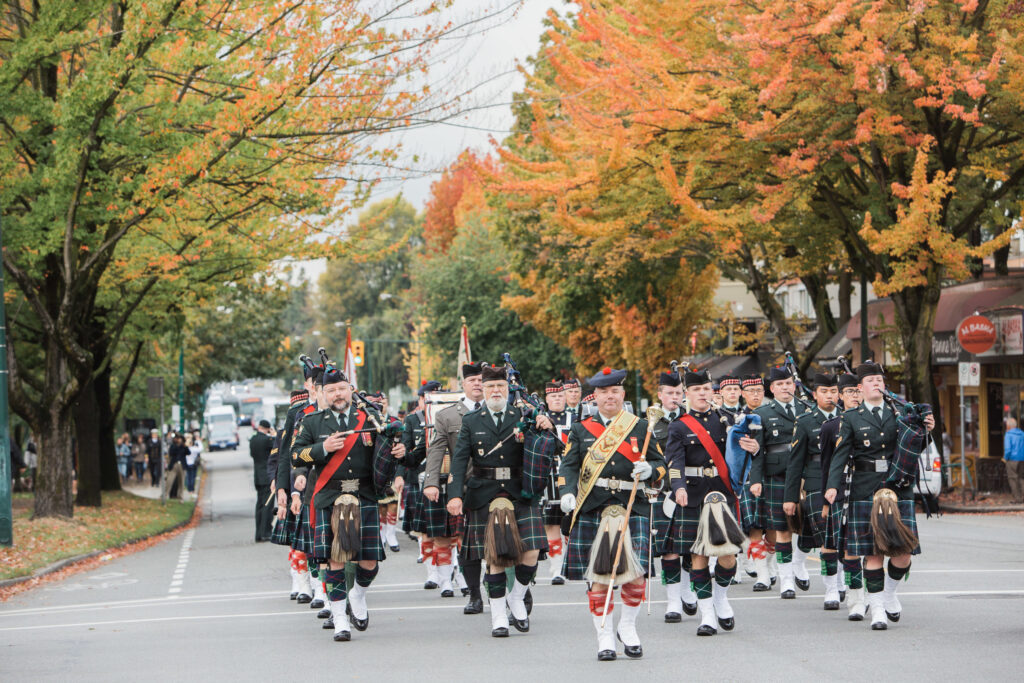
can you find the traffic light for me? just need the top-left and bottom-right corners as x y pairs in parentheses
(352, 340), (365, 367)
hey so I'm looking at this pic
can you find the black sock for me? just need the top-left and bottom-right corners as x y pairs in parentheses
(462, 559), (482, 600)
(681, 553), (693, 574)
(776, 541), (793, 564)
(323, 568), (347, 602)
(864, 567), (885, 593)
(887, 559), (910, 582)
(355, 564), (379, 588)
(690, 566), (712, 600)
(662, 557), (682, 584)
(484, 573), (506, 599)
(821, 551), (839, 576)
(842, 556), (863, 589)
(514, 563), (537, 586)
(714, 562), (736, 588)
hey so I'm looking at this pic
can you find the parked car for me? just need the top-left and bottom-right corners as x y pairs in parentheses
(204, 405), (239, 450)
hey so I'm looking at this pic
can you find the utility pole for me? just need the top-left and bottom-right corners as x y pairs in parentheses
(0, 216), (13, 546)
(860, 272), (870, 362)
(178, 345), (185, 433)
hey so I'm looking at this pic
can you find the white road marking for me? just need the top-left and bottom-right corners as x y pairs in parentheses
(2, 588), (1022, 633)
(169, 529), (196, 596)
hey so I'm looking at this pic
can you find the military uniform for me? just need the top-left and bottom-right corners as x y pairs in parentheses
(271, 391), (315, 604)
(250, 426), (275, 542)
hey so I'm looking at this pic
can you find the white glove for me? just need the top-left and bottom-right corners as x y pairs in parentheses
(560, 493), (577, 514)
(632, 460), (653, 480)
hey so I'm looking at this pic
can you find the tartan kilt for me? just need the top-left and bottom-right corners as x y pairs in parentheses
(460, 499), (547, 563)
(843, 499), (920, 557)
(651, 495), (673, 557)
(797, 489), (827, 551)
(270, 507), (294, 546)
(543, 501), (564, 527)
(662, 503), (702, 556)
(402, 481), (424, 534)
(421, 491), (463, 538)
(761, 474), (789, 531)
(740, 483), (765, 532)
(822, 498), (844, 551)
(312, 498), (386, 563)
(565, 507), (651, 582)
(290, 505), (314, 556)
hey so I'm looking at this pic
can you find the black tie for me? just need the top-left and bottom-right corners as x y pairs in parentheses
(474, 402), (481, 410)
(785, 404), (794, 421)
(668, 412), (677, 421)
(872, 406), (882, 423)
(338, 412), (347, 432)
(493, 412), (503, 429)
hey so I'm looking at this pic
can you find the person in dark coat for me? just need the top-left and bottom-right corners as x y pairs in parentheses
(251, 419), (276, 542)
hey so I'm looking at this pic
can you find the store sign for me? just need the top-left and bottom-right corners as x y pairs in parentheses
(976, 310), (1023, 358)
(958, 361), (980, 387)
(957, 314), (997, 354)
(932, 331), (961, 365)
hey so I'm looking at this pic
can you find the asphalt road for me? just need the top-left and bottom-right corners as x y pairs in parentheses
(2, 436), (1023, 682)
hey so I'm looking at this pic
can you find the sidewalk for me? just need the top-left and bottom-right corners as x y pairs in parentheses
(122, 474), (201, 503)
(938, 488), (1024, 513)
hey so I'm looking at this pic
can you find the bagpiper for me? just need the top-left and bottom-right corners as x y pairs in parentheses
(271, 384), (313, 602)
(369, 392), (403, 553)
(447, 364), (557, 639)
(718, 375), (744, 415)
(541, 379), (574, 585)
(825, 363), (933, 631)
(784, 373), (839, 609)
(290, 366), (406, 642)
(665, 369), (755, 636)
(397, 383), (434, 585)
(564, 377), (583, 419)
(738, 374), (766, 580)
(559, 367), (667, 660)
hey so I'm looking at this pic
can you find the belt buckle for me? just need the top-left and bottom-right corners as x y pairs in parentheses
(874, 460), (888, 473)
(703, 467), (715, 477)
(608, 479), (621, 491)
(341, 479), (359, 493)
(496, 467), (511, 480)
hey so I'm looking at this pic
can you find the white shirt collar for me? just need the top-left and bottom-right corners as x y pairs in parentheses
(463, 397), (481, 412)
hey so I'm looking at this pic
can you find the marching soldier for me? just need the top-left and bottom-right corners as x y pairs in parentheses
(290, 366), (407, 642)
(737, 374), (766, 579)
(423, 365), (486, 608)
(749, 367), (811, 597)
(271, 386), (311, 600)
(649, 368), (699, 623)
(564, 378), (583, 418)
(540, 379), (573, 585)
(825, 363), (933, 630)
(741, 375), (765, 411)
(784, 373), (839, 609)
(718, 375), (744, 415)
(665, 369), (756, 636)
(397, 383), (434, 584)
(447, 364), (557, 639)
(370, 392), (403, 553)
(559, 367), (667, 660)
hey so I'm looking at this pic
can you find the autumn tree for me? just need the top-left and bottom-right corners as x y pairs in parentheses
(0, 0), (478, 518)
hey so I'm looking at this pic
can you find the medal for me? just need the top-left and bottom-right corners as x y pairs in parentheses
(361, 433), (373, 446)
(629, 436), (639, 454)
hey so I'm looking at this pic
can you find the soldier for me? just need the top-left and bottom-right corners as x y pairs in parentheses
(784, 373), (839, 609)
(540, 379), (573, 585)
(559, 367), (666, 660)
(271, 387), (311, 600)
(741, 375), (765, 411)
(423, 366), (485, 607)
(718, 375), (743, 415)
(370, 392), (403, 553)
(649, 368), (699, 623)
(250, 419), (276, 542)
(665, 369), (757, 636)
(447, 364), (557, 639)
(290, 366), (407, 642)
(397, 382), (435, 586)
(737, 374), (766, 579)
(564, 378), (583, 418)
(825, 363), (933, 631)
(749, 367), (811, 598)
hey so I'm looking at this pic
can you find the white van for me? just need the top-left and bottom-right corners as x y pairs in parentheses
(204, 405), (239, 450)
(258, 396), (291, 430)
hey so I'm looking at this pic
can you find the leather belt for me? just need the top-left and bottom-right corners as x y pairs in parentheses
(766, 443), (790, 456)
(854, 459), (890, 473)
(475, 466), (522, 481)
(684, 465), (719, 478)
(595, 477), (659, 496)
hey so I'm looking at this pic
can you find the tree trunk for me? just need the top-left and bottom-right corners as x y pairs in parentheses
(33, 403), (76, 519)
(74, 375), (103, 507)
(890, 278), (941, 406)
(95, 362), (122, 491)
(838, 270), (852, 325)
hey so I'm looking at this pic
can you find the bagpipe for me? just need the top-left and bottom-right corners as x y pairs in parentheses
(316, 347), (404, 444)
(501, 352), (559, 500)
(725, 412), (762, 493)
(783, 351), (816, 410)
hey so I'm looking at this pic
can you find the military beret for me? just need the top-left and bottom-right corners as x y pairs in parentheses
(741, 375), (763, 389)
(588, 367), (627, 387)
(855, 362), (884, 379)
(658, 371), (682, 387)
(684, 370), (712, 387)
(766, 366), (792, 384)
(417, 379), (443, 396)
(563, 378), (580, 388)
(481, 365), (507, 383)
(719, 375), (741, 388)
(258, 419), (272, 429)
(462, 362), (483, 379)
(320, 366), (348, 386)
(812, 372), (837, 388)
(838, 374), (859, 390)
(545, 380), (564, 394)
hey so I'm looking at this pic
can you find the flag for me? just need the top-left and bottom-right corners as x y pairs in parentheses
(457, 316), (472, 381)
(344, 327), (358, 390)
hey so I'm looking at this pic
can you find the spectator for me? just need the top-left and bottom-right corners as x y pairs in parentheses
(185, 433), (202, 493)
(23, 436), (38, 491)
(132, 434), (147, 482)
(8, 436), (24, 492)
(116, 433), (132, 483)
(146, 428), (163, 487)
(163, 434), (189, 503)
(249, 419), (275, 542)
(1004, 417), (1024, 504)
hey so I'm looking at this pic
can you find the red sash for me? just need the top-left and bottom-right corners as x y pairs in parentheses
(310, 410), (368, 521)
(581, 418), (641, 462)
(679, 414), (735, 498)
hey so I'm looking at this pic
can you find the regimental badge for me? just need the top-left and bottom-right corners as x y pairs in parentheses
(772, 429), (779, 437)
(477, 447), (485, 456)
(863, 439), (870, 447)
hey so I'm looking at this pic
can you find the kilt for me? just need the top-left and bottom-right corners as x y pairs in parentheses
(421, 494), (463, 538)
(402, 480), (423, 535)
(460, 499), (547, 563)
(543, 501), (564, 527)
(312, 498), (386, 563)
(740, 484), (765, 532)
(842, 499), (920, 557)
(651, 495), (673, 557)
(662, 504), (701, 556)
(290, 505), (314, 556)
(822, 497), (844, 551)
(796, 489), (828, 551)
(760, 474), (789, 531)
(565, 508), (651, 582)
(270, 508), (294, 546)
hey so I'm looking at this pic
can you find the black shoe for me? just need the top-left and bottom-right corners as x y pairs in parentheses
(752, 582), (771, 592)
(417, 556), (425, 564)
(389, 544), (400, 553)
(461, 587), (471, 597)
(718, 616), (735, 631)
(551, 576), (565, 586)
(525, 589), (533, 616)
(781, 589), (796, 599)
(664, 612), (681, 623)
(323, 616), (334, 629)
(839, 589), (847, 603)
(824, 600), (840, 611)
(333, 630), (351, 641)
(849, 612), (864, 622)
(617, 633), (642, 659)
(510, 617), (529, 633)
(317, 607), (331, 619)
(770, 576), (777, 586)
(441, 589), (455, 598)
(491, 627), (509, 638)
(597, 650), (616, 662)
(349, 613), (369, 632)
(697, 624), (717, 636)
(796, 578), (810, 591)
(296, 593), (312, 604)
(682, 601), (697, 616)
(424, 581), (438, 590)
(745, 569), (757, 578)
(871, 621), (887, 631)
(464, 598), (484, 615)
(886, 610), (901, 623)
(310, 599), (324, 609)
(290, 592), (298, 600)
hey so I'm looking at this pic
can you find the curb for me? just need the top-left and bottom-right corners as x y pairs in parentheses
(0, 478), (205, 593)
(939, 502), (1024, 513)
